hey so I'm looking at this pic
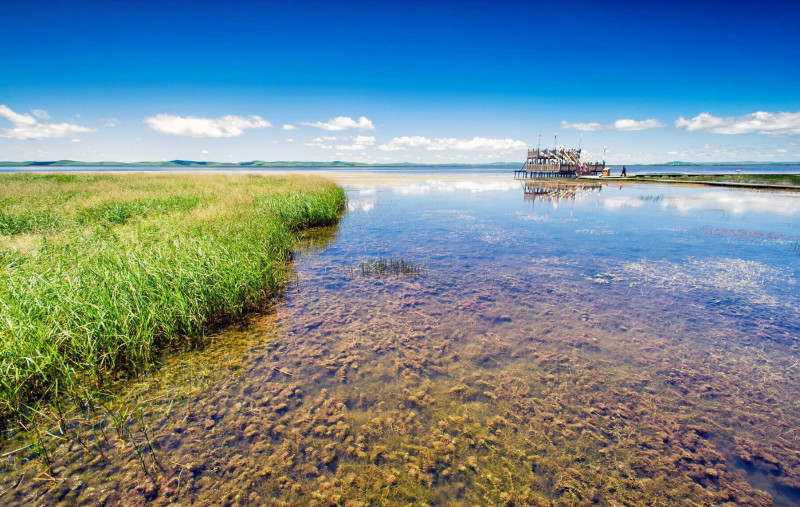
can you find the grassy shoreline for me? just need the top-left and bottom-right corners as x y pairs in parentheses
(628, 173), (800, 185)
(574, 173), (800, 190)
(0, 173), (345, 418)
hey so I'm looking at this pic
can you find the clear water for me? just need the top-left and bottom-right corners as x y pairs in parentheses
(1, 172), (799, 507)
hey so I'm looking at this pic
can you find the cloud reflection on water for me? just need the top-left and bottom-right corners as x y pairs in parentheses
(346, 199), (375, 212)
(602, 196), (646, 209)
(660, 191), (800, 215)
(391, 178), (520, 195)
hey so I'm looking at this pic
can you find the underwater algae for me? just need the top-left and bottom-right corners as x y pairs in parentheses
(2, 250), (799, 507)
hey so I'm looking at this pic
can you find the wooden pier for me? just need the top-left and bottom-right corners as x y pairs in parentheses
(514, 148), (605, 180)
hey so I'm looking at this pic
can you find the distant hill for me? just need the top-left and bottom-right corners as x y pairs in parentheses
(0, 160), (523, 168)
(2, 160), (798, 169)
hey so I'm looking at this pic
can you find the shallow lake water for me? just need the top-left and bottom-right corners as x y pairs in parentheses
(1, 173), (799, 507)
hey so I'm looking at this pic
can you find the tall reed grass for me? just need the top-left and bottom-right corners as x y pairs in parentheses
(0, 173), (345, 418)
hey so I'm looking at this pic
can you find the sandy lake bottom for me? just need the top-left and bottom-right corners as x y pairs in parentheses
(2, 174), (799, 507)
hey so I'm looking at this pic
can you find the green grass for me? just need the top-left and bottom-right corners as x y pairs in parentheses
(636, 173), (800, 186)
(0, 173), (345, 418)
(692, 173), (800, 185)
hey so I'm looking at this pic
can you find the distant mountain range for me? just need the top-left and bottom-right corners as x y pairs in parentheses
(0, 160), (522, 168)
(0, 160), (798, 168)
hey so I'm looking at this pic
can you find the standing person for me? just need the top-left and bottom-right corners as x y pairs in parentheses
(621, 166), (627, 177)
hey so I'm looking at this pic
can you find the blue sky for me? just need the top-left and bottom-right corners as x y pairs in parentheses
(2, 0), (799, 164)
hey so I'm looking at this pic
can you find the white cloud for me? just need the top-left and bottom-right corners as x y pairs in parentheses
(301, 116), (375, 131)
(378, 136), (432, 151)
(352, 135), (376, 145)
(286, 138), (294, 142)
(0, 104), (96, 140)
(675, 111), (800, 135)
(378, 135), (526, 152)
(336, 144), (366, 150)
(612, 119), (664, 131)
(427, 137), (527, 151)
(560, 121), (605, 131)
(32, 109), (50, 119)
(0, 106), (37, 127)
(201, 149), (209, 154)
(561, 118), (665, 131)
(776, 148), (788, 153)
(144, 113), (270, 137)
(314, 136), (338, 142)
(71, 138), (82, 143)
(101, 118), (120, 127)
(282, 124), (296, 131)
(304, 142), (333, 150)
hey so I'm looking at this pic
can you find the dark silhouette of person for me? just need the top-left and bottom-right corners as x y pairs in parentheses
(621, 166), (627, 177)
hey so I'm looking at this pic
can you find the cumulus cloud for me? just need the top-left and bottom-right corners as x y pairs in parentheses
(675, 111), (800, 135)
(612, 119), (664, 130)
(314, 136), (338, 142)
(561, 118), (665, 131)
(282, 124), (296, 130)
(560, 121), (605, 131)
(0, 104), (96, 140)
(144, 113), (270, 137)
(301, 116), (375, 131)
(377, 136), (432, 151)
(352, 135), (376, 145)
(304, 142), (334, 150)
(378, 135), (526, 152)
(428, 137), (527, 151)
(336, 144), (366, 150)
(32, 109), (50, 119)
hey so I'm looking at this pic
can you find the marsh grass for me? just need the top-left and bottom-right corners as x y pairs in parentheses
(638, 173), (800, 186)
(691, 173), (800, 185)
(0, 173), (345, 419)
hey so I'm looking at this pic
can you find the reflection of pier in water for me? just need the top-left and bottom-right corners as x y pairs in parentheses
(523, 181), (602, 216)
(523, 181), (602, 201)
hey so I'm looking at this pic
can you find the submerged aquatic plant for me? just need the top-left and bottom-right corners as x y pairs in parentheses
(352, 258), (424, 278)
